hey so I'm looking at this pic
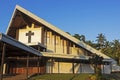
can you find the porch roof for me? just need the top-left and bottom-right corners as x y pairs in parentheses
(0, 33), (42, 56)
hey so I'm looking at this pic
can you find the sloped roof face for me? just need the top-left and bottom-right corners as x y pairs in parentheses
(0, 33), (41, 56)
(6, 5), (111, 59)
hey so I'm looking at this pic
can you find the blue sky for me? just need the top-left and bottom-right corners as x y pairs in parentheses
(0, 0), (120, 41)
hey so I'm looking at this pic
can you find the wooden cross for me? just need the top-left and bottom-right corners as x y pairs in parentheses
(26, 31), (34, 43)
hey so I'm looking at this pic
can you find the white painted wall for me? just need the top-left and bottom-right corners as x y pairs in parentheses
(101, 65), (111, 74)
(18, 28), (42, 43)
(46, 62), (52, 73)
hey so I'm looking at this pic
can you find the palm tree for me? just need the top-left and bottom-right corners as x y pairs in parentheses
(73, 34), (81, 40)
(101, 41), (114, 58)
(80, 35), (86, 42)
(89, 54), (103, 79)
(73, 34), (86, 42)
(96, 33), (106, 50)
(112, 40), (120, 65)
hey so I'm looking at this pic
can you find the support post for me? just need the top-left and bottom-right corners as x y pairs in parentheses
(72, 62), (74, 74)
(80, 63), (82, 73)
(103, 64), (104, 74)
(58, 61), (60, 73)
(110, 62), (112, 74)
(37, 56), (40, 75)
(37, 45), (41, 75)
(0, 44), (6, 80)
(51, 58), (53, 74)
(26, 55), (29, 80)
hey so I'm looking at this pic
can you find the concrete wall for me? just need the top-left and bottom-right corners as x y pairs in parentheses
(46, 62), (72, 73)
(18, 24), (42, 44)
(101, 65), (111, 74)
(46, 61), (111, 74)
(46, 30), (86, 56)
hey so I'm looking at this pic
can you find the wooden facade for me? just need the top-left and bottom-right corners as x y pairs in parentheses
(7, 58), (46, 74)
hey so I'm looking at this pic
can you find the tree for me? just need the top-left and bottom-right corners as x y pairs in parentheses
(73, 34), (81, 40)
(89, 54), (103, 80)
(66, 32), (71, 35)
(86, 40), (98, 49)
(96, 33), (106, 50)
(80, 35), (86, 42)
(101, 41), (115, 60)
(73, 34), (86, 42)
(112, 40), (120, 65)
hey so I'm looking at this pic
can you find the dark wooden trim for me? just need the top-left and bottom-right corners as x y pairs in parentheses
(26, 55), (29, 80)
(0, 43), (6, 80)
(7, 57), (40, 60)
(63, 39), (64, 53)
(66, 41), (69, 54)
(37, 56), (40, 75)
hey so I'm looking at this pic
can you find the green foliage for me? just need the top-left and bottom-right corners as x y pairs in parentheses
(73, 34), (86, 42)
(72, 32), (120, 65)
(96, 33), (106, 49)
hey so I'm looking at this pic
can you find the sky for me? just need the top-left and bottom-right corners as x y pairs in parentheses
(0, 0), (120, 42)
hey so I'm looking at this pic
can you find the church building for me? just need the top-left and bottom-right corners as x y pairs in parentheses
(0, 5), (113, 78)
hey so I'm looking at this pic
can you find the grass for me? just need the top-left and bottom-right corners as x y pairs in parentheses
(29, 73), (89, 80)
(29, 73), (120, 80)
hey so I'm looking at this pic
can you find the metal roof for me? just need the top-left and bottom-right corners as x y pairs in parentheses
(0, 33), (42, 56)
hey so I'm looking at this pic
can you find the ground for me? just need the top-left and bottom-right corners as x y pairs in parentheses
(29, 73), (120, 80)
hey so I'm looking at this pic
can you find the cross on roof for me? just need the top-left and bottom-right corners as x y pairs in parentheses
(26, 31), (34, 43)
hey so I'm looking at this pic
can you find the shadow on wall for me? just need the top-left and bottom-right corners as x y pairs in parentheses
(70, 63), (94, 73)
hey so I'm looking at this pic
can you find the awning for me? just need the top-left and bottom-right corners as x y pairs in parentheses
(0, 33), (42, 56)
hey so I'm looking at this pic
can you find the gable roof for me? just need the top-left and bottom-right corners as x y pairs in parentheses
(6, 5), (111, 59)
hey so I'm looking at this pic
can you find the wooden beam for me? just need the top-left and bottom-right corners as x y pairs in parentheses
(7, 57), (40, 60)
(0, 44), (6, 80)
(26, 55), (29, 80)
(37, 56), (40, 75)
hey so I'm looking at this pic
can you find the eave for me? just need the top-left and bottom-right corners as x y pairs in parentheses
(0, 33), (42, 56)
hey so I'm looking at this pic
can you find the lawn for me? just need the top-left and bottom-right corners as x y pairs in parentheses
(29, 73), (120, 80)
(29, 73), (89, 80)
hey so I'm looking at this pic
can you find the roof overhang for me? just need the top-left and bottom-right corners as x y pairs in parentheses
(42, 52), (113, 63)
(0, 33), (42, 56)
(25, 42), (46, 49)
(42, 52), (89, 60)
